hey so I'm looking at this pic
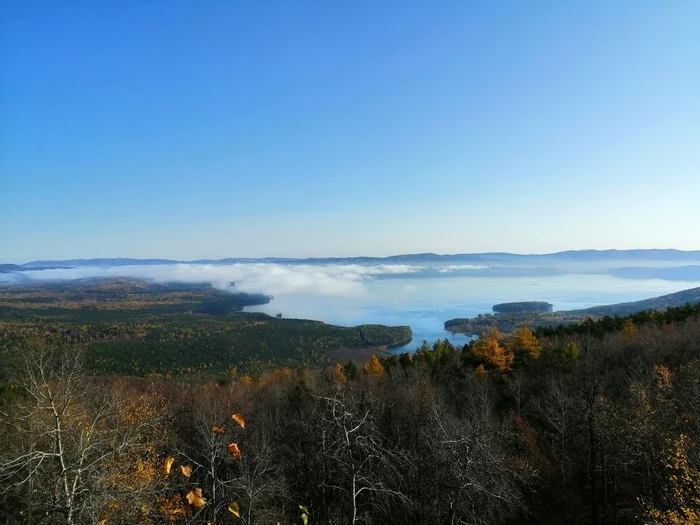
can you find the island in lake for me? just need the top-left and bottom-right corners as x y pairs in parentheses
(445, 287), (700, 335)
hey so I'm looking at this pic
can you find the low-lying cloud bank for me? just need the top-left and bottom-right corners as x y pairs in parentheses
(0, 263), (483, 297)
(438, 264), (489, 273)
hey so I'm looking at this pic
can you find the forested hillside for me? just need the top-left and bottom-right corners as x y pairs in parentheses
(0, 280), (411, 377)
(1, 300), (700, 523)
(446, 286), (700, 335)
(575, 286), (700, 316)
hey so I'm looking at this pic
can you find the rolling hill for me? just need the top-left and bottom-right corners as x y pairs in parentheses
(445, 286), (700, 335)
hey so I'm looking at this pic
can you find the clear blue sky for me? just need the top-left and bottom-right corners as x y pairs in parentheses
(1, 1), (699, 262)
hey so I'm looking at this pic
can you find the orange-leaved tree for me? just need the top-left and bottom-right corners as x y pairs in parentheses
(471, 328), (514, 371)
(506, 325), (541, 360)
(363, 355), (384, 381)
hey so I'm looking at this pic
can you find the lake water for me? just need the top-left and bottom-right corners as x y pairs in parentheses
(7, 263), (700, 354)
(245, 274), (700, 352)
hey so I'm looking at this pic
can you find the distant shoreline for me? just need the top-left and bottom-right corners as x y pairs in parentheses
(387, 336), (413, 349)
(445, 286), (700, 336)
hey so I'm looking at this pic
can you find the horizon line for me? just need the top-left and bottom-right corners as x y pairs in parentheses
(9, 247), (700, 267)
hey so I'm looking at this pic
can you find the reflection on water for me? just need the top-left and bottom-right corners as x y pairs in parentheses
(245, 274), (700, 352)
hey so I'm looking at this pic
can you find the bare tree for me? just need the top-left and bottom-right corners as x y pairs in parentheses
(535, 376), (578, 482)
(0, 344), (163, 524)
(165, 383), (286, 524)
(314, 382), (410, 524)
(505, 370), (529, 414)
(229, 429), (286, 525)
(428, 377), (535, 525)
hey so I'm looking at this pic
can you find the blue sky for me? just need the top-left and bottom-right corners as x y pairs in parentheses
(1, 1), (699, 262)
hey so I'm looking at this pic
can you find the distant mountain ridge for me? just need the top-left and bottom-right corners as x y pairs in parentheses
(1, 263), (72, 273)
(0, 264), (24, 273)
(17, 249), (700, 269)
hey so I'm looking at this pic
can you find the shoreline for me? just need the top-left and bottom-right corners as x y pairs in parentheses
(387, 336), (413, 349)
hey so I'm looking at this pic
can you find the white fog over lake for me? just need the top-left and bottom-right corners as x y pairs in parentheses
(244, 273), (700, 351)
(5, 261), (700, 353)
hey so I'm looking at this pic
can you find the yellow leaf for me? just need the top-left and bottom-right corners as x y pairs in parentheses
(163, 456), (175, 476)
(228, 501), (240, 517)
(186, 488), (207, 509)
(180, 464), (192, 478)
(211, 426), (224, 434)
(232, 413), (245, 429)
(227, 442), (242, 459)
(98, 513), (109, 525)
(300, 504), (309, 525)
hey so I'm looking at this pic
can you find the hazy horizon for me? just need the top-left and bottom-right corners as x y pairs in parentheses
(4, 246), (700, 266)
(4, 259), (700, 351)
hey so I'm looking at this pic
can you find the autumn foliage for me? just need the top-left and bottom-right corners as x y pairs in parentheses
(646, 434), (700, 524)
(472, 328), (514, 370)
(3, 313), (700, 524)
(363, 354), (385, 380)
(507, 325), (542, 359)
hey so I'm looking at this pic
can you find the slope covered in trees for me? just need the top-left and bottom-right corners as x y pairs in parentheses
(574, 286), (700, 316)
(2, 303), (700, 523)
(446, 286), (700, 335)
(0, 279), (411, 377)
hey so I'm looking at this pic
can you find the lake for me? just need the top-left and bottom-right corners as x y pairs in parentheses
(244, 273), (700, 352)
(6, 262), (700, 353)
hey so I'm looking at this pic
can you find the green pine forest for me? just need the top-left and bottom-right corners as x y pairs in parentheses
(0, 279), (411, 379)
